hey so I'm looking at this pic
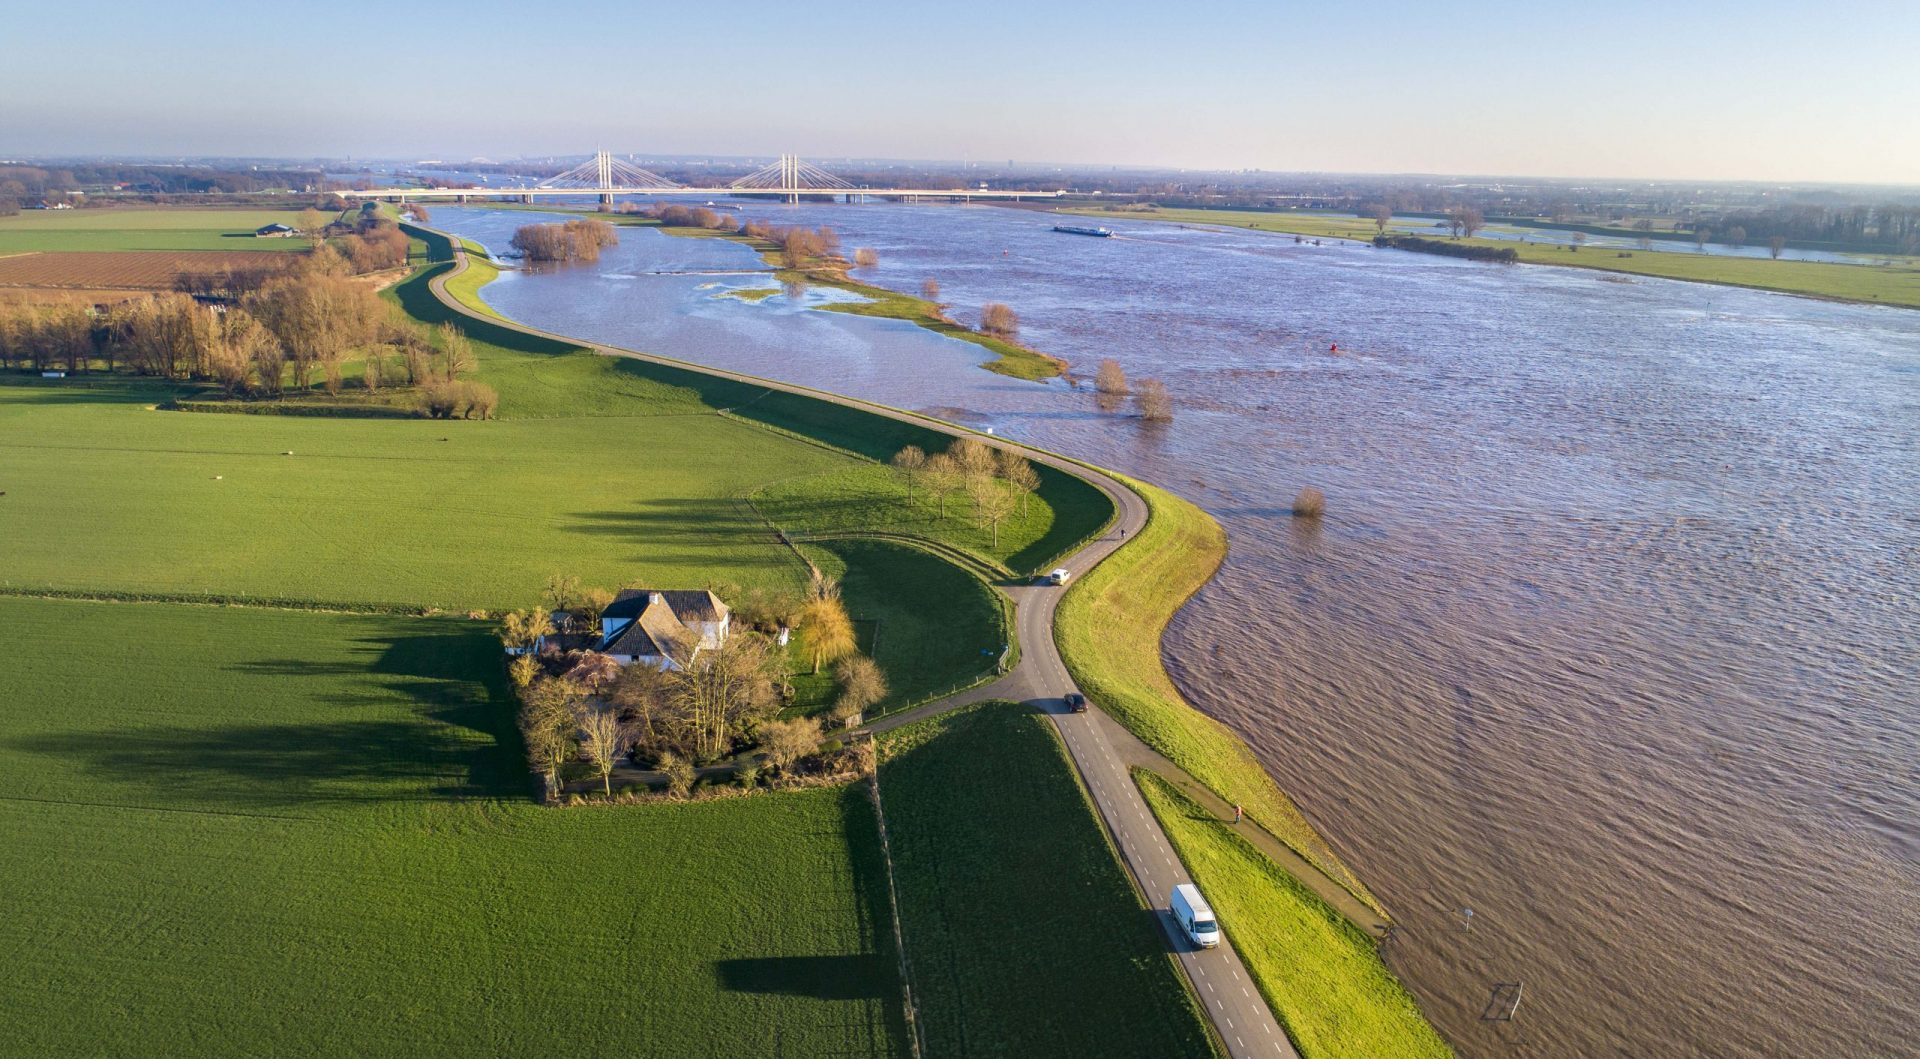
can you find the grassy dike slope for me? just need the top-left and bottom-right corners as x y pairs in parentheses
(878, 703), (1219, 1057)
(1140, 774), (1451, 1059)
(1056, 475), (1380, 912)
(1065, 206), (1920, 309)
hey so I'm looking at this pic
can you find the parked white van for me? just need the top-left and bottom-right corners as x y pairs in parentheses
(1171, 883), (1221, 948)
(1044, 568), (1071, 586)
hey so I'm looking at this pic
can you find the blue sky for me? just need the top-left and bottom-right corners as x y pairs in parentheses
(3, 0), (1916, 183)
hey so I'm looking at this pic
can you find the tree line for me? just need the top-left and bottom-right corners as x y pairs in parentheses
(888, 436), (1043, 547)
(1, 248), (496, 415)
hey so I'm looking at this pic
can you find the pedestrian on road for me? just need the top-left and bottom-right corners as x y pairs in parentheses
(1233, 804), (1243, 825)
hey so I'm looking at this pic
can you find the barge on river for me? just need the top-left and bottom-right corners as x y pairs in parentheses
(1052, 224), (1114, 238)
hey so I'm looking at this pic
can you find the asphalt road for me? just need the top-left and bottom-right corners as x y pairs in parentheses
(430, 244), (1297, 1058)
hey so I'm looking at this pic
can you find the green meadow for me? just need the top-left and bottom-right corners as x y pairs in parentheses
(878, 703), (1219, 1057)
(0, 208), (313, 254)
(0, 596), (909, 1058)
(0, 211), (1175, 1056)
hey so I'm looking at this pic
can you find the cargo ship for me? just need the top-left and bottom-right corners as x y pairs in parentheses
(1052, 224), (1114, 238)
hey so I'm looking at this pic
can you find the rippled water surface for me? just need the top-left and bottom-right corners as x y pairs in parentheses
(431, 204), (1919, 1058)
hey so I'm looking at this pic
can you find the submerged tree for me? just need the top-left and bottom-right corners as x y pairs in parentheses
(1134, 378), (1174, 422)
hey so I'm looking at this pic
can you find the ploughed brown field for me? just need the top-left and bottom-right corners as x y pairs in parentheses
(0, 250), (296, 291)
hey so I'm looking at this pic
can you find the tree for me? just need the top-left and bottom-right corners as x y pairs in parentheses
(1726, 226), (1747, 249)
(834, 655), (888, 721)
(853, 248), (878, 267)
(758, 717), (823, 775)
(542, 575), (581, 626)
(1459, 207), (1485, 238)
(950, 436), (997, 479)
(1570, 232), (1587, 253)
(890, 445), (926, 500)
(437, 322), (473, 381)
(607, 659), (674, 755)
(1134, 378), (1173, 421)
(796, 577), (857, 675)
(664, 632), (784, 761)
(1366, 203), (1392, 235)
(1694, 227), (1712, 253)
(920, 278), (941, 302)
(968, 474), (1018, 547)
(656, 751), (694, 798)
(577, 587), (615, 635)
(577, 703), (630, 797)
(295, 208), (329, 240)
(500, 608), (554, 654)
(1446, 209), (1465, 238)
(1094, 358), (1128, 395)
(997, 449), (1041, 518)
(519, 677), (583, 799)
(921, 452), (964, 519)
(508, 653), (539, 690)
(1293, 486), (1326, 518)
(1769, 235), (1787, 260)
(979, 302), (1019, 339)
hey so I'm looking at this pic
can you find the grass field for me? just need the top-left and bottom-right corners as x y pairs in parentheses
(878, 703), (1219, 1057)
(0, 375), (841, 609)
(1054, 475), (1378, 913)
(801, 539), (1008, 715)
(1068, 206), (1920, 309)
(0, 596), (909, 1057)
(756, 462), (1109, 574)
(1139, 773), (1452, 1059)
(0, 208), (314, 254)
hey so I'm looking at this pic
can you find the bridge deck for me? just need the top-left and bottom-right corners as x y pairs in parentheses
(335, 186), (1061, 200)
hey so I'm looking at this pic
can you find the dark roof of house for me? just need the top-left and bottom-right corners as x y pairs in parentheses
(255, 223), (294, 234)
(603, 588), (729, 625)
(603, 594), (696, 662)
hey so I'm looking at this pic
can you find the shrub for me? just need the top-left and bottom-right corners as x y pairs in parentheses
(657, 752), (695, 799)
(853, 247), (879, 267)
(1293, 486), (1325, 518)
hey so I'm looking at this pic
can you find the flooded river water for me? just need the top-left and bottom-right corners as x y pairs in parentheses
(428, 204), (1918, 1058)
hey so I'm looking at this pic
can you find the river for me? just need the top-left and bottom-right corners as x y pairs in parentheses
(426, 203), (1919, 1058)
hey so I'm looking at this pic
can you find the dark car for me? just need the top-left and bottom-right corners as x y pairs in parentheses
(1065, 692), (1088, 713)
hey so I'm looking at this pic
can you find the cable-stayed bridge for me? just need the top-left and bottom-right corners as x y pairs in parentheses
(336, 151), (1062, 204)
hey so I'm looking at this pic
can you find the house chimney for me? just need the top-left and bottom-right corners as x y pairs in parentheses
(649, 592), (665, 607)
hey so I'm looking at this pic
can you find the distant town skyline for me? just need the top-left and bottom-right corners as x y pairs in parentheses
(5, 0), (1917, 185)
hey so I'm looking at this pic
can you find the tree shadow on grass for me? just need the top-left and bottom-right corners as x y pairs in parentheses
(566, 498), (807, 574)
(714, 955), (895, 1000)
(5, 625), (528, 810)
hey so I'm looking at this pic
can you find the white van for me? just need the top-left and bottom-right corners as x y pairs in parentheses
(1171, 883), (1221, 949)
(1044, 568), (1071, 586)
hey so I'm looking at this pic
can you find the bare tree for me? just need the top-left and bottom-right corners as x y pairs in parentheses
(968, 474), (1018, 548)
(1726, 226), (1747, 249)
(295, 208), (330, 240)
(665, 632), (784, 760)
(758, 717), (823, 776)
(891, 445), (926, 500)
(853, 248), (878, 267)
(519, 676), (583, 799)
(1134, 378), (1174, 421)
(437, 322), (474, 381)
(1293, 486), (1326, 518)
(921, 452), (964, 518)
(920, 277), (941, 302)
(499, 608), (554, 654)
(1094, 358), (1129, 395)
(1768, 235), (1786, 259)
(1694, 227), (1712, 253)
(577, 703), (631, 797)
(1447, 209), (1466, 238)
(656, 751), (694, 798)
(979, 302), (1019, 339)
(949, 436), (997, 479)
(834, 655), (888, 721)
(1367, 204), (1393, 235)
(997, 449), (1041, 518)
(1569, 232), (1587, 253)
(1460, 207), (1485, 238)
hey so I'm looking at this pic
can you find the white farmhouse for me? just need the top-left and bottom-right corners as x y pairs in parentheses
(599, 589), (731, 670)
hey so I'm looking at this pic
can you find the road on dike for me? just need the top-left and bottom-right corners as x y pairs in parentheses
(429, 243), (1298, 1059)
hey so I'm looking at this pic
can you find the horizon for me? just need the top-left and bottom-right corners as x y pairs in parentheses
(4, 1), (1916, 185)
